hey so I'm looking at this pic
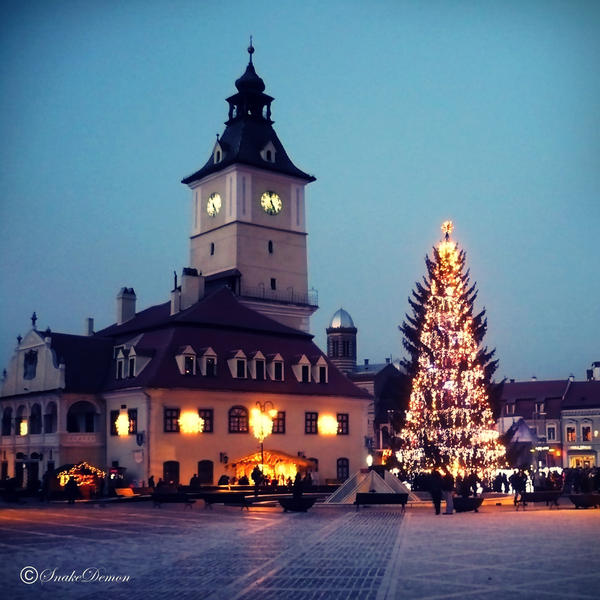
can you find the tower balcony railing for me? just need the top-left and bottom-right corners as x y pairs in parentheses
(240, 285), (318, 308)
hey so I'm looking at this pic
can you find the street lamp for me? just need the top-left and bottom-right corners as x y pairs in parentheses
(250, 400), (277, 473)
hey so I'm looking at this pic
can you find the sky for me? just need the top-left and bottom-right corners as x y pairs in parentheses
(1, 1), (598, 382)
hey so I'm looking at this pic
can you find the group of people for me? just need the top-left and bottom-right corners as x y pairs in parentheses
(426, 470), (481, 515)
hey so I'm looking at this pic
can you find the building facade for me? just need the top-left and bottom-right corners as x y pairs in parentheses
(0, 47), (371, 489)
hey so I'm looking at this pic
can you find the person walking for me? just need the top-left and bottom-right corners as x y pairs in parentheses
(65, 476), (78, 504)
(429, 470), (443, 515)
(442, 470), (454, 514)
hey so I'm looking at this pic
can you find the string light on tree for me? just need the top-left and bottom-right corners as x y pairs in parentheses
(398, 221), (505, 478)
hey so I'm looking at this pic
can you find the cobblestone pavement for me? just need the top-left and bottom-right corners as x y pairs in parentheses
(0, 501), (598, 600)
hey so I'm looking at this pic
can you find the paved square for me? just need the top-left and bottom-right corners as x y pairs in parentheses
(0, 501), (598, 599)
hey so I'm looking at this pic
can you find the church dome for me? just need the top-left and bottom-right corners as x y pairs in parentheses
(329, 308), (355, 329)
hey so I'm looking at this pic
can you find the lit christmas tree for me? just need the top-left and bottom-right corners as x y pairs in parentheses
(398, 221), (504, 477)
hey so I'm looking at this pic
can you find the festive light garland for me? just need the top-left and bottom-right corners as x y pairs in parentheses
(398, 222), (505, 478)
(57, 461), (106, 487)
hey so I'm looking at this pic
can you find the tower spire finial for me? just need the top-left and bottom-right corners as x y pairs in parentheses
(248, 35), (254, 64)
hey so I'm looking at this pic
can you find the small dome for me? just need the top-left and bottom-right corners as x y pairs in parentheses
(329, 308), (355, 329)
(235, 62), (266, 93)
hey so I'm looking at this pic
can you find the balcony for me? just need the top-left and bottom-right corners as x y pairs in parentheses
(240, 285), (318, 307)
(60, 432), (103, 446)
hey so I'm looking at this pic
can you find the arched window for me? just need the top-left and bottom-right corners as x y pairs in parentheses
(228, 406), (249, 433)
(66, 401), (97, 433)
(163, 461), (180, 486)
(44, 401), (57, 433)
(16, 405), (27, 436)
(1, 407), (12, 436)
(268, 240), (273, 254)
(336, 458), (349, 482)
(29, 403), (42, 435)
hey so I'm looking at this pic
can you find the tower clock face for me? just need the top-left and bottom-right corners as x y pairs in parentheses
(261, 191), (282, 215)
(206, 193), (222, 217)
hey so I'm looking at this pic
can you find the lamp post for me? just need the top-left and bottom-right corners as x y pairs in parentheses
(250, 400), (277, 474)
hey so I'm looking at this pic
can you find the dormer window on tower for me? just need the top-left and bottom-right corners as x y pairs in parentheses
(260, 141), (277, 163)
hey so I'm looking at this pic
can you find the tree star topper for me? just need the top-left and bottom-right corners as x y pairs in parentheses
(441, 220), (454, 237)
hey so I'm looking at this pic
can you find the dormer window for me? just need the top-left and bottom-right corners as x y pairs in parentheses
(505, 403), (515, 416)
(267, 353), (284, 382)
(128, 357), (136, 378)
(198, 347), (217, 377)
(115, 348), (126, 380)
(312, 356), (328, 384)
(292, 355), (313, 383)
(260, 141), (276, 163)
(213, 140), (224, 164)
(227, 350), (247, 379)
(248, 351), (266, 380)
(175, 345), (197, 376)
(184, 356), (195, 375)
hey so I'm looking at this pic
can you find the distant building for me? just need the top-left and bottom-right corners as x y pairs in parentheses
(499, 364), (600, 469)
(325, 308), (408, 458)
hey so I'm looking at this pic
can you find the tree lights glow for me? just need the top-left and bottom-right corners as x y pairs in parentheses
(398, 222), (505, 477)
(250, 405), (277, 443)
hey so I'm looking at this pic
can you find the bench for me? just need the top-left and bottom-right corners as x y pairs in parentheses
(355, 492), (408, 511)
(152, 492), (195, 509)
(198, 492), (250, 510)
(569, 494), (600, 509)
(515, 490), (561, 510)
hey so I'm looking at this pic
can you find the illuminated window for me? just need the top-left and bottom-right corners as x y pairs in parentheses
(198, 409), (213, 433)
(566, 426), (576, 442)
(229, 406), (249, 433)
(336, 458), (349, 482)
(184, 356), (195, 375)
(547, 426), (556, 441)
(272, 411), (286, 434)
(337, 413), (349, 435)
(582, 425), (592, 442)
(305, 412), (318, 434)
(164, 408), (180, 433)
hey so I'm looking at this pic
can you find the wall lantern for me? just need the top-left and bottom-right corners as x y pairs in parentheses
(318, 414), (338, 436)
(115, 405), (130, 437)
(366, 454), (373, 467)
(178, 411), (204, 434)
(19, 421), (28, 436)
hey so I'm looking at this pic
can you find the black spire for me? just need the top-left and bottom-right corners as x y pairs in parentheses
(181, 42), (315, 185)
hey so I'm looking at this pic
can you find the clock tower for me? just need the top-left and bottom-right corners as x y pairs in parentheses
(182, 43), (317, 332)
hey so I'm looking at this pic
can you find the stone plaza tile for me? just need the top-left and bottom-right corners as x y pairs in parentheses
(0, 502), (598, 599)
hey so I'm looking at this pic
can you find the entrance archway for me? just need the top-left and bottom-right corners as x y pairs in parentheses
(197, 460), (213, 484)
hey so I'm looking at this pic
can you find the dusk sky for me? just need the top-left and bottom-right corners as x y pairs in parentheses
(1, 1), (598, 382)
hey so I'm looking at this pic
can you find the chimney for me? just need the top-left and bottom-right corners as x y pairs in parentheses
(170, 287), (181, 316)
(364, 359), (369, 367)
(180, 268), (204, 311)
(592, 362), (600, 381)
(85, 317), (94, 336)
(116, 288), (136, 325)
(568, 374), (575, 382)
(385, 357), (391, 364)
(531, 376), (537, 381)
